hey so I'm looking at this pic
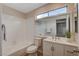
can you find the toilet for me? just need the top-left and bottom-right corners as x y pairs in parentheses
(26, 38), (42, 56)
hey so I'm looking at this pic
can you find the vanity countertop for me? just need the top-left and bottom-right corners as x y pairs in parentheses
(43, 37), (79, 47)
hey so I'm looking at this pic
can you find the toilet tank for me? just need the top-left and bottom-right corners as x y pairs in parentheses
(34, 38), (42, 47)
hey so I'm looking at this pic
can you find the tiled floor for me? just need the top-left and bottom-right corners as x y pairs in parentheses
(10, 46), (43, 56)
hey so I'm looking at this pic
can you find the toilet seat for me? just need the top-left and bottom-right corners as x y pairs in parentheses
(26, 45), (38, 53)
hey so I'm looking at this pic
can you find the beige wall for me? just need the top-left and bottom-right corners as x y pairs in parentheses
(34, 3), (65, 15)
(67, 3), (76, 13)
(2, 5), (26, 19)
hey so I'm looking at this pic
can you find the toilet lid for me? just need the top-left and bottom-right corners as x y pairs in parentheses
(26, 45), (37, 53)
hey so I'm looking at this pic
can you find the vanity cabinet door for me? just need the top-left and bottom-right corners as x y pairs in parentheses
(64, 45), (78, 56)
(43, 41), (64, 56)
(43, 41), (53, 56)
(52, 43), (64, 56)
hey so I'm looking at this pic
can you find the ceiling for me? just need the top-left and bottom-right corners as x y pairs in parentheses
(4, 3), (46, 13)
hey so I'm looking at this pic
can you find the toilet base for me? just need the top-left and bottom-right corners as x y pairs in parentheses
(26, 51), (37, 56)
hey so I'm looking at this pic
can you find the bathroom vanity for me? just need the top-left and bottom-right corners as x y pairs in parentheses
(43, 37), (79, 56)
